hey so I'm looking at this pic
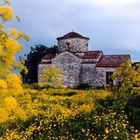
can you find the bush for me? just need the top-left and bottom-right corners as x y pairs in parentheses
(75, 83), (92, 89)
(125, 93), (140, 129)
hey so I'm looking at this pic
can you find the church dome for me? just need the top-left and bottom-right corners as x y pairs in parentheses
(57, 31), (89, 40)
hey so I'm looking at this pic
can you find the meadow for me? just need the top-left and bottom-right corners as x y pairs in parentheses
(0, 86), (140, 140)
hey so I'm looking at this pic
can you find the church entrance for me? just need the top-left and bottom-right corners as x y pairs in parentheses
(106, 72), (113, 86)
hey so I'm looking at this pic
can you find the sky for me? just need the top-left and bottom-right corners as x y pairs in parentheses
(9, 0), (140, 61)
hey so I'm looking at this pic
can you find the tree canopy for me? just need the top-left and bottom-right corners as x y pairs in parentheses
(22, 44), (58, 83)
(112, 60), (140, 95)
(38, 65), (63, 88)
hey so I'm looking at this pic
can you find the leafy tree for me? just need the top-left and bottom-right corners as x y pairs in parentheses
(21, 44), (58, 83)
(112, 60), (140, 96)
(38, 65), (63, 88)
(38, 65), (63, 114)
(0, 0), (29, 122)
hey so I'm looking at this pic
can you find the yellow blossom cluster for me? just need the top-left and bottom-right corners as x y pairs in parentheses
(5, 38), (23, 54)
(0, 0), (28, 125)
(6, 73), (23, 95)
(0, 79), (7, 89)
(4, 96), (17, 110)
(0, 108), (8, 122)
(0, 6), (13, 21)
(39, 65), (63, 88)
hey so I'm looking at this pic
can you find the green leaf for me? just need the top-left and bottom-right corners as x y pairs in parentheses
(4, 0), (9, 5)
(21, 33), (29, 41)
(16, 16), (21, 22)
(0, 24), (3, 30)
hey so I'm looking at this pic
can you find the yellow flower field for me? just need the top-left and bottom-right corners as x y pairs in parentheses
(0, 87), (139, 140)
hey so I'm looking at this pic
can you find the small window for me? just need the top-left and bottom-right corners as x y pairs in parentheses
(66, 42), (70, 50)
(66, 42), (70, 46)
(106, 72), (113, 85)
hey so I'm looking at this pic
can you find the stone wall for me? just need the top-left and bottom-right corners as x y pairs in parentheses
(80, 66), (114, 87)
(80, 64), (96, 86)
(38, 59), (115, 88)
(58, 38), (89, 53)
(52, 51), (82, 87)
(75, 52), (85, 57)
(95, 67), (114, 87)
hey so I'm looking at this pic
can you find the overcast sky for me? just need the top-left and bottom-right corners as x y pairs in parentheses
(9, 0), (140, 61)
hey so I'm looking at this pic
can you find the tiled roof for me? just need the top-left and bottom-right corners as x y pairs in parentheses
(82, 51), (103, 59)
(40, 61), (51, 64)
(82, 61), (97, 64)
(96, 55), (131, 67)
(42, 53), (56, 60)
(57, 32), (89, 40)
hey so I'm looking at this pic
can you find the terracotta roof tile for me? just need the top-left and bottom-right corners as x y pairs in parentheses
(82, 51), (103, 59)
(57, 32), (89, 40)
(81, 61), (97, 64)
(96, 55), (131, 67)
(40, 61), (51, 64)
(42, 53), (56, 60)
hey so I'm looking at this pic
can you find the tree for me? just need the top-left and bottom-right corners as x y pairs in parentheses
(21, 44), (58, 83)
(0, 0), (29, 122)
(38, 65), (63, 88)
(112, 62), (140, 129)
(112, 60), (140, 96)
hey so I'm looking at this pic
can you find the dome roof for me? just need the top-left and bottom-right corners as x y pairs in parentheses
(57, 32), (89, 40)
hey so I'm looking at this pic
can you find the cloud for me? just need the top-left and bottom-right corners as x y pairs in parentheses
(68, 0), (140, 7)
(9, 0), (140, 61)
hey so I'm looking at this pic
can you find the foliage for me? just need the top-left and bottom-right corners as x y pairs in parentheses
(21, 44), (58, 83)
(38, 65), (63, 88)
(0, 0), (28, 123)
(112, 60), (140, 96)
(0, 88), (139, 139)
(125, 93), (140, 129)
(75, 83), (92, 89)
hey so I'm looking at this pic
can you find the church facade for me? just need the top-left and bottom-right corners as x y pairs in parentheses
(38, 32), (131, 87)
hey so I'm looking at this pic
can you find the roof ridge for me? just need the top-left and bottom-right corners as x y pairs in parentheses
(57, 32), (89, 40)
(87, 50), (103, 52)
(103, 54), (130, 56)
(42, 53), (56, 59)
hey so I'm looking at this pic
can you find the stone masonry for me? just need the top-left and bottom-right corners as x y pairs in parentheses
(38, 32), (131, 87)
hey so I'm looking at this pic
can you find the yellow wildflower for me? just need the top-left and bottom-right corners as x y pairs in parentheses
(4, 96), (17, 110)
(6, 73), (23, 95)
(5, 38), (23, 54)
(15, 108), (27, 121)
(0, 108), (8, 122)
(0, 44), (2, 54)
(134, 134), (139, 139)
(105, 127), (109, 134)
(6, 73), (21, 84)
(0, 6), (13, 21)
(0, 79), (7, 89)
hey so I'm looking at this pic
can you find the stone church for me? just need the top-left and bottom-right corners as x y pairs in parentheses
(38, 32), (131, 87)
